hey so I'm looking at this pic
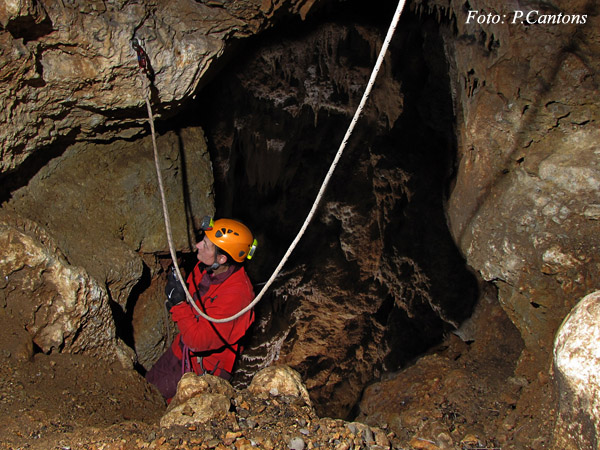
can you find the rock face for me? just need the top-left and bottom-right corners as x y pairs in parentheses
(553, 291), (600, 450)
(2, 125), (214, 368)
(420, 0), (600, 363)
(5, 127), (214, 309)
(0, 212), (131, 365)
(0, 0), (322, 175)
(355, 280), (561, 449)
(131, 262), (179, 370)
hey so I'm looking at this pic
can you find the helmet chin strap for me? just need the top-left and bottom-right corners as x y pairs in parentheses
(208, 252), (221, 273)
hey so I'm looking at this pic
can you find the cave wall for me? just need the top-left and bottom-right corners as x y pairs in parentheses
(1, 127), (214, 367)
(189, 0), (600, 420)
(0, 0), (323, 177)
(416, 0), (600, 368)
(6, 128), (213, 299)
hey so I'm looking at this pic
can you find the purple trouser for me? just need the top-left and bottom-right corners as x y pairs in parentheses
(145, 346), (182, 400)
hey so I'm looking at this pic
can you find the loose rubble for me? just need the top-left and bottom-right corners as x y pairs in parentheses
(0, 359), (396, 450)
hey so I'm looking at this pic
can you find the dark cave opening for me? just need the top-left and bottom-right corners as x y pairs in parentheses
(165, 6), (481, 418)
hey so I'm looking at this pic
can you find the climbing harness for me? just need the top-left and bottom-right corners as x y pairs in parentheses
(133, 0), (407, 323)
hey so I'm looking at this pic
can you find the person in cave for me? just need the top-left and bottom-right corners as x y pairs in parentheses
(146, 217), (257, 402)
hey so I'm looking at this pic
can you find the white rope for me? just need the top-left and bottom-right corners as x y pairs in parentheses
(142, 0), (407, 323)
(141, 79), (201, 317)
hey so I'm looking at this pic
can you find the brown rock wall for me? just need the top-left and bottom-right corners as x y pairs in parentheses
(0, 212), (131, 365)
(414, 0), (600, 360)
(5, 127), (214, 309)
(131, 259), (178, 370)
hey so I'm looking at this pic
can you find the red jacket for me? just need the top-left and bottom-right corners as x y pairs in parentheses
(170, 264), (255, 376)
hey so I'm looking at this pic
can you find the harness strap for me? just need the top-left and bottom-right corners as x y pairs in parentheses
(181, 343), (192, 375)
(182, 343), (232, 380)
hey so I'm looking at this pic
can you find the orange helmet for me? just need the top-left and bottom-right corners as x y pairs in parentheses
(203, 217), (257, 263)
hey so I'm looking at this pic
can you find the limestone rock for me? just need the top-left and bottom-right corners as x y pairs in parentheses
(0, 0), (321, 174)
(160, 372), (234, 428)
(416, 0), (600, 360)
(0, 212), (129, 365)
(248, 365), (311, 407)
(132, 273), (177, 371)
(0, 0), (48, 30)
(6, 127), (214, 309)
(552, 291), (600, 450)
(169, 372), (236, 411)
(160, 393), (232, 428)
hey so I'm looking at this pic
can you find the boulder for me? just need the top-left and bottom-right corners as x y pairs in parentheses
(0, 212), (132, 366)
(552, 291), (600, 450)
(160, 372), (235, 428)
(248, 365), (312, 407)
(132, 271), (177, 371)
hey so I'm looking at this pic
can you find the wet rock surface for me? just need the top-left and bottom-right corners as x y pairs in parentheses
(552, 290), (600, 450)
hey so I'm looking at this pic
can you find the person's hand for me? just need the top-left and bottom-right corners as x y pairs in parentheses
(165, 266), (185, 309)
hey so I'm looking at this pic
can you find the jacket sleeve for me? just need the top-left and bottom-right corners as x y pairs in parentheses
(170, 278), (254, 353)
